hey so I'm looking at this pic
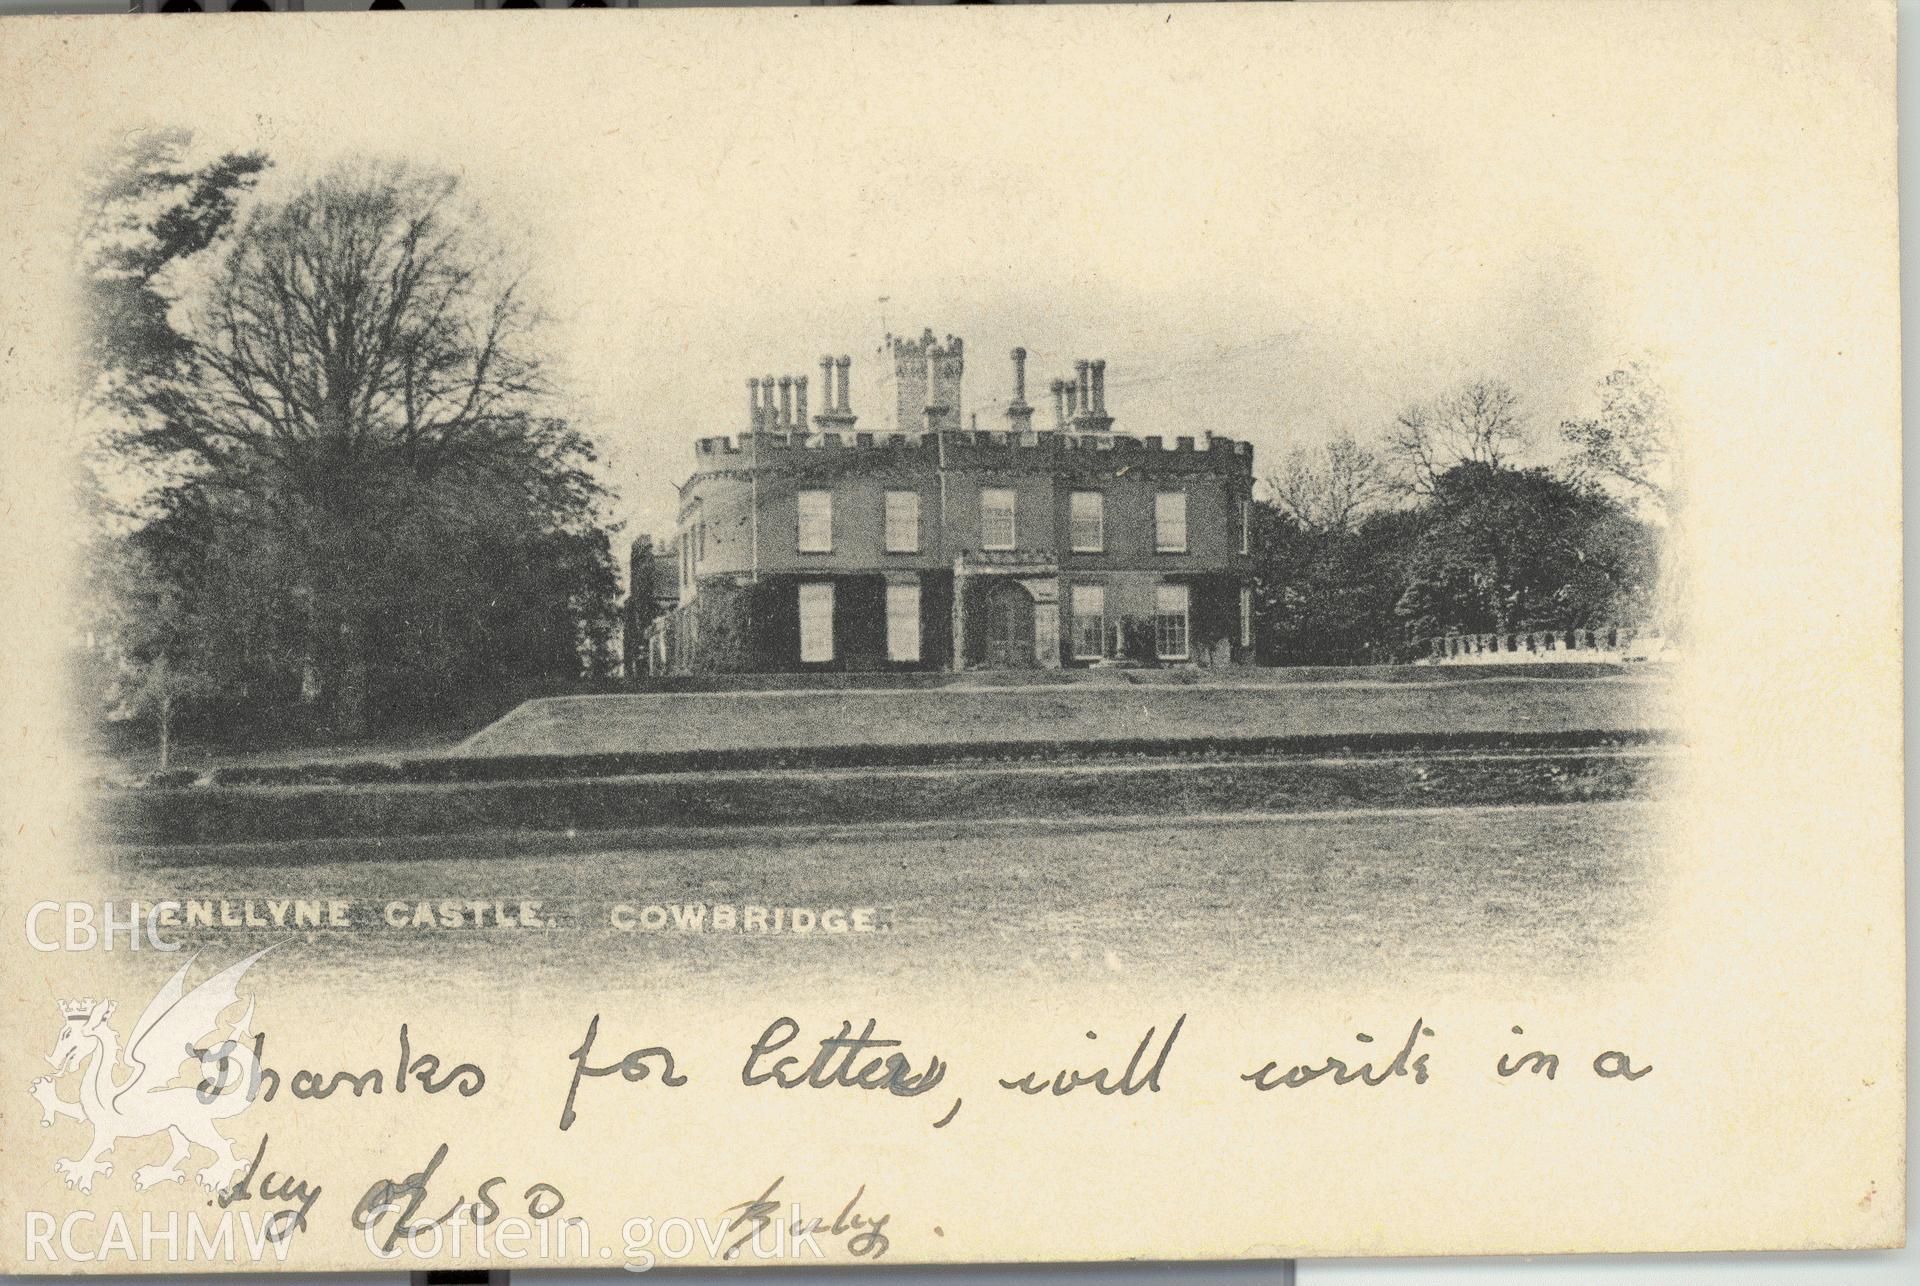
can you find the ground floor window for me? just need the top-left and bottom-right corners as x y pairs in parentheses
(1154, 583), (1190, 660)
(1071, 584), (1105, 660)
(799, 582), (834, 662)
(1240, 586), (1254, 648)
(886, 582), (921, 662)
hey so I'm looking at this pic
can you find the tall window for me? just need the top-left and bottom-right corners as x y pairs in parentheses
(885, 490), (920, 553)
(1155, 491), (1188, 552)
(797, 489), (833, 553)
(1069, 491), (1105, 552)
(1154, 584), (1190, 660)
(1071, 584), (1106, 661)
(981, 487), (1017, 550)
(1240, 586), (1254, 648)
(1240, 499), (1251, 555)
(886, 583), (921, 662)
(798, 583), (834, 662)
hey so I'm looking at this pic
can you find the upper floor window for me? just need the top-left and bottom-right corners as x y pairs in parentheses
(885, 490), (920, 553)
(1240, 585), (1254, 648)
(797, 489), (833, 553)
(1240, 499), (1251, 555)
(1155, 491), (1188, 553)
(1069, 491), (1105, 553)
(981, 487), (1017, 550)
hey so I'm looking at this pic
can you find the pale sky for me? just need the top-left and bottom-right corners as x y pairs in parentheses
(17, 3), (1887, 545)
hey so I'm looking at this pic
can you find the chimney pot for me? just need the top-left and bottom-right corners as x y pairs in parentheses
(836, 355), (851, 412)
(1075, 360), (1092, 416)
(795, 375), (809, 428)
(748, 377), (762, 429)
(1010, 347), (1028, 401)
(777, 376), (793, 428)
(1091, 359), (1107, 415)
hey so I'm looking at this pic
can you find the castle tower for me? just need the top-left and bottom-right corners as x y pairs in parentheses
(889, 328), (964, 433)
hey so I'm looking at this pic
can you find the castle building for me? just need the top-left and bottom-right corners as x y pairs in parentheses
(640, 328), (1256, 676)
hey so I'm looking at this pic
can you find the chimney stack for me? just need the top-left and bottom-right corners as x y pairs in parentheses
(1071, 357), (1114, 431)
(795, 375), (808, 428)
(815, 355), (857, 430)
(1050, 379), (1067, 429)
(1005, 347), (1035, 433)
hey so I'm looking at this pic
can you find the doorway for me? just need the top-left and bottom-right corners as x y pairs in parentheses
(983, 580), (1036, 668)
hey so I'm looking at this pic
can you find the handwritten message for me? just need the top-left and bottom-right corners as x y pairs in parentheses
(184, 1013), (1654, 1258)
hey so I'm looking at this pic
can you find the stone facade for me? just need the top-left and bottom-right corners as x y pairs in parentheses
(642, 329), (1257, 675)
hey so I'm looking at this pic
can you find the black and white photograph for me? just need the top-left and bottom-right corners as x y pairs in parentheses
(0, 0), (1904, 1276)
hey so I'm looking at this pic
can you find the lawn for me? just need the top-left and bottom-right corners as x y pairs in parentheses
(105, 801), (1661, 997)
(461, 675), (1671, 758)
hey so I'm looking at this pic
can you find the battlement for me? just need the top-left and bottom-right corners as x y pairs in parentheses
(692, 427), (1253, 472)
(712, 328), (1242, 468)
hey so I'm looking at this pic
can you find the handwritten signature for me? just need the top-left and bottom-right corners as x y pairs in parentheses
(722, 1175), (891, 1260)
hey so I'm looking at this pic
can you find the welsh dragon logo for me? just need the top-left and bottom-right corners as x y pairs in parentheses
(28, 948), (270, 1196)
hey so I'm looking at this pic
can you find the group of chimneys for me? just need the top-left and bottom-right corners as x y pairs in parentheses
(747, 356), (856, 433)
(1009, 348), (1114, 433)
(742, 330), (1117, 435)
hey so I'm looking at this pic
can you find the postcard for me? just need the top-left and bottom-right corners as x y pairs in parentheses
(0, 0), (1903, 1272)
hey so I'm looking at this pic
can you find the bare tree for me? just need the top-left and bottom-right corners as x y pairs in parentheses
(1387, 379), (1527, 495)
(135, 159), (544, 490)
(1561, 361), (1683, 641)
(1560, 361), (1674, 516)
(1266, 430), (1390, 533)
(112, 157), (555, 735)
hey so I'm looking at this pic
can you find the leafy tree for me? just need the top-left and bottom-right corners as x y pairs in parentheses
(1394, 461), (1655, 639)
(78, 128), (270, 403)
(1250, 501), (1425, 665)
(87, 155), (620, 740)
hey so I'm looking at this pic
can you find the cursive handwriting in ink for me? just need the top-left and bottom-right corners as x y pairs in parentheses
(997, 1016), (1186, 1096)
(198, 1027), (485, 1104)
(1241, 1018), (1435, 1090)
(217, 1134), (322, 1244)
(559, 1013), (687, 1131)
(352, 1143), (567, 1253)
(741, 1019), (947, 1098)
(351, 1142), (461, 1255)
(723, 1175), (892, 1260)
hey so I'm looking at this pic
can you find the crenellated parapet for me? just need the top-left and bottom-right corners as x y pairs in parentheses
(690, 425), (1253, 481)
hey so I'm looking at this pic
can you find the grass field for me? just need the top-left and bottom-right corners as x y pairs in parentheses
(462, 675), (1671, 758)
(104, 801), (1661, 997)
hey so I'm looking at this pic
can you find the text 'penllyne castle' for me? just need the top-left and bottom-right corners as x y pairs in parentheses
(634, 328), (1256, 676)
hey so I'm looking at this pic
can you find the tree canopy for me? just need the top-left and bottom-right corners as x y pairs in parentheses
(1252, 370), (1671, 665)
(83, 146), (620, 744)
